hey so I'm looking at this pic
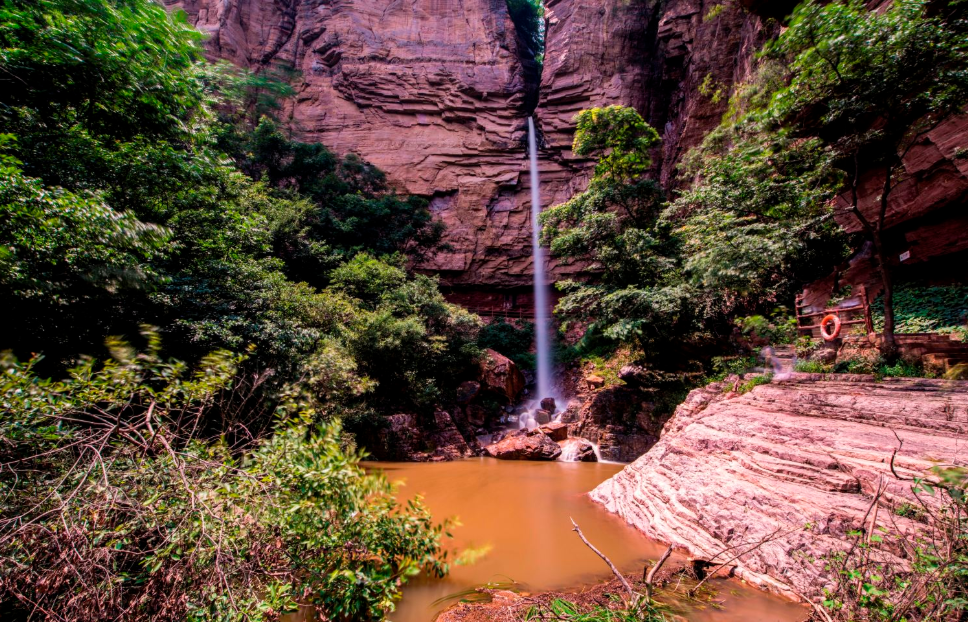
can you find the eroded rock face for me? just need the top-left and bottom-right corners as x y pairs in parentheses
(590, 374), (968, 600)
(164, 0), (778, 286)
(574, 385), (665, 463)
(537, 0), (773, 188)
(166, 0), (966, 290)
(373, 412), (476, 462)
(483, 428), (562, 460)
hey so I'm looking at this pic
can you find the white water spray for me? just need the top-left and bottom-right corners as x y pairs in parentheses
(528, 117), (554, 404)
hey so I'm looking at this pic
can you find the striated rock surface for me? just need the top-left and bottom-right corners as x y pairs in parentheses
(165, 0), (778, 286)
(165, 0), (552, 286)
(591, 374), (968, 600)
(484, 428), (562, 460)
(537, 0), (773, 188)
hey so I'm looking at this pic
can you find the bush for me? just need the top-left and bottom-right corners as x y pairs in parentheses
(705, 354), (759, 383)
(872, 286), (968, 339)
(795, 359), (833, 374)
(738, 373), (772, 394)
(818, 467), (968, 622)
(736, 311), (797, 345)
(0, 334), (449, 622)
(477, 317), (535, 369)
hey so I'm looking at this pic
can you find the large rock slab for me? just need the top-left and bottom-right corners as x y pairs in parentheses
(590, 374), (968, 600)
(484, 429), (562, 460)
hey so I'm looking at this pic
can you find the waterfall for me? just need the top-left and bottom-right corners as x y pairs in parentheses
(528, 117), (554, 404)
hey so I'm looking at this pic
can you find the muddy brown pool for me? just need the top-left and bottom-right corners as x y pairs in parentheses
(365, 458), (807, 622)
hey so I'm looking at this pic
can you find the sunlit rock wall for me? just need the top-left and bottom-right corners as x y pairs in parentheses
(166, 0), (966, 290)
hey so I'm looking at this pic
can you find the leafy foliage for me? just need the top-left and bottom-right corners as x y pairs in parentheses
(0, 2), (482, 618)
(819, 467), (968, 622)
(0, 335), (449, 622)
(478, 318), (536, 369)
(541, 107), (697, 361)
(871, 286), (968, 339)
(673, 106), (847, 307)
(763, 0), (968, 355)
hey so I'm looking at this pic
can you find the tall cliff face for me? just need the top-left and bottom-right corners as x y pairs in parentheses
(165, 0), (967, 289)
(165, 0), (774, 286)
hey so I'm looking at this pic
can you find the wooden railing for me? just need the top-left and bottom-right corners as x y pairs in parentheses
(796, 285), (873, 339)
(459, 306), (554, 320)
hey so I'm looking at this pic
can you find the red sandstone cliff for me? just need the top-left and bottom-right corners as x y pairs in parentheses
(166, 0), (967, 290)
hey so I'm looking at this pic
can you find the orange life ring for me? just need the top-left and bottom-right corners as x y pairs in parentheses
(820, 314), (842, 341)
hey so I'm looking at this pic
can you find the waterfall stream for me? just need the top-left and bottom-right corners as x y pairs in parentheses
(528, 117), (554, 407)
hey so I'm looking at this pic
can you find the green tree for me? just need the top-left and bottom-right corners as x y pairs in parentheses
(766, 0), (968, 355)
(541, 106), (694, 359)
(672, 110), (846, 307)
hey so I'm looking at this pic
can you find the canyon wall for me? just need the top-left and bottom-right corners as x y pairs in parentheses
(167, 0), (967, 291)
(165, 0), (772, 286)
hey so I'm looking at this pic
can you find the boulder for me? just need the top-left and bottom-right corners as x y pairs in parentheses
(586, 375), (605, 390)
(558, 438), (598, 462)
(372, 412), (475, 462)
(483, 429), (562, 461)
(456, 380), (480, 405)
(574, 385), (665, 462)
(478, 349), (526, 402)
(539, 421), (568, 442)
(534, 409), (552, 425)
(559, 400), (582, 423)
(540, 397), (557, 413)
(464, 404), (488, 427)
(618, 364), (649, 386)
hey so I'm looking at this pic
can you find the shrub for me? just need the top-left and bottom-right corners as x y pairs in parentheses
(705, 354), (759, 383)
(0, 333), (449, 622)
(477, 317), (536, 369)
(818, 467), (968, 622)
(795, 359), (833, 374)
(871, 286), (968, 339)
(736, 311), (798, 345)
(738, 373), (772, 394)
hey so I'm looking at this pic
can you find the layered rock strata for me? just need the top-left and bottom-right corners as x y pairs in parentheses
(165, 0), (777, 285)
(591, 374), (968, 600)
(168, 0), (967, 290)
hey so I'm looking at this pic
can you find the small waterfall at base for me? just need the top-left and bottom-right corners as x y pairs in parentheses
(528, 117), (554, 414)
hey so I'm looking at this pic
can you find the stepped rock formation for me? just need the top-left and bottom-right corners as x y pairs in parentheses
(167, 0), (966, 289)
(165, 0), (776, 285)
(591, 374), (968, 600)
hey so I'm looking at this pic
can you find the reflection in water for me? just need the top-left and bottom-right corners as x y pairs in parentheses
(365, 458), (807, 622)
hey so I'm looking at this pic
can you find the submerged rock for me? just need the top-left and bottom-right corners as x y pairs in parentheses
(483, 429), (562, 461)
(591, 374), (968, 601)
